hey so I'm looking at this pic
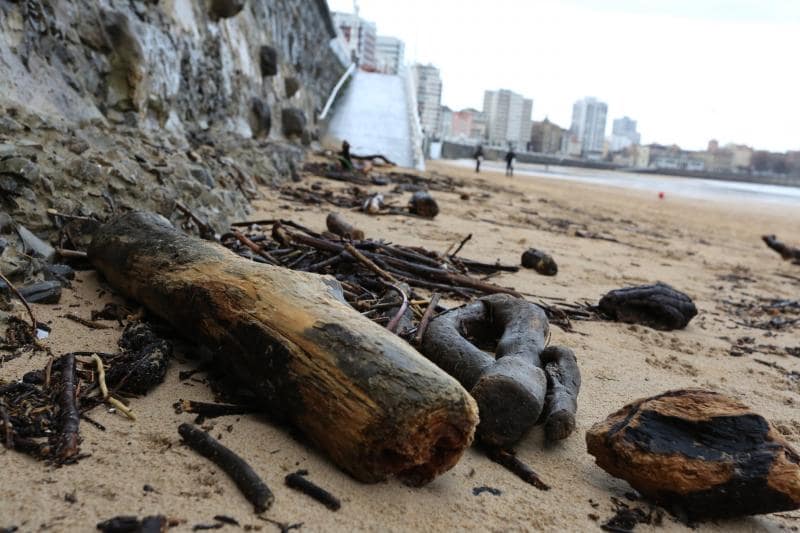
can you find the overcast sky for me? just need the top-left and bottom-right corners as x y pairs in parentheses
(327, 0), (799, 152)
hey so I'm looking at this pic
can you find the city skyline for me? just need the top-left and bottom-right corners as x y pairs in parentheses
(326, 0), (799, 153)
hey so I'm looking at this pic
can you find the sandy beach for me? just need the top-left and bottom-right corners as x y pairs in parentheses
(2, 160), (799, 532)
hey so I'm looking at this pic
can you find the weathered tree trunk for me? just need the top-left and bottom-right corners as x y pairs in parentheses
(88, 212), (478, 485)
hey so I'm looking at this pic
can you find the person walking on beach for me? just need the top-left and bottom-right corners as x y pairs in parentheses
(474, 145), (484, 173)
(505, 148), (516, 177)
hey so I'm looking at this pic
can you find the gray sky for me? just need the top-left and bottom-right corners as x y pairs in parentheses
(327, 0), (799, 152)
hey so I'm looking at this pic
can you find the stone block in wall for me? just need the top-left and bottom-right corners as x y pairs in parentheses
(259, 45), (278, 77)
(210, 0), (246, 20)
(250, 97), (271, 138)
(284, 77), (300, 98)
(281, 108), (306, 137)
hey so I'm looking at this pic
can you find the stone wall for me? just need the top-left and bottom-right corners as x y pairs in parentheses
(0, 0), (346, 140)
(0, 0), (348, 278)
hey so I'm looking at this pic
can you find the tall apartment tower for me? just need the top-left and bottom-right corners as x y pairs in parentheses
(610, 116), (641, 151)
(570, 97), (608, 155)
(375, 36), (404, 75)
(482, 89), (533, 148)
(411, 64), (443, 137)
(332, 12), (377, 70)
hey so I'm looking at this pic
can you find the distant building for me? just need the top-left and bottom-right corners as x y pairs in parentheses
(482, 89), (533, 148)
(411, 64), (443, 137)
(570, 97), (607, 156)
(375, 36), (404, 75)
(723, 143), (753, 172)
(451, 108), (486, 142)
(332, 11), (377, 70)
(561, 133), (583, 157)
(438, 105), (453, 139)
(610, 116), (641, 151)
(642, 144), (705, 171)
(530, 118), (565, 154)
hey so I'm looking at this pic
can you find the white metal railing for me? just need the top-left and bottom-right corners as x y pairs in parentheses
(402, 66), (426, 170)
(319, 62), (356, 121)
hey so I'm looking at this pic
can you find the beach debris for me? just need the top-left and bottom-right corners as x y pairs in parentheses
(420, 294), (580, 446)
(541, 346), (581, 442)
(179, 423), (274, 513)
(598, 282), (697, 330)
(362, 193), (384, 214)
(586, 388), (800, 520)
(285, 470), (342, 511)
(88, 212), (479, 485)
(227, 219), (525, 301)
(63, 312), (112, 330)
(213, 516), (239, 527)
(174, 399), (259, 424)
(721, 297), (799, 330)
(600, 497), (664, 533)
(484, 447), (549, 491)
(521, 249), (558, 276)
(0, 321), (171, 462)
(107, 322), (173, 395)
(12, 280), (62, 304)
(762, 234), (800, 265)
(92, 303), (135, 322)
(325, 212), (364, 240)
(472, 486), (502, 496)
(96, 515), (170, 532)
(55, 353), (81, 463)
(408, 191), (439, 218)
(0, 272), (37, 339)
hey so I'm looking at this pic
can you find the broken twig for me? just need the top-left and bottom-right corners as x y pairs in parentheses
(178, 423), (274, 513)
(285, 470), (341, 511)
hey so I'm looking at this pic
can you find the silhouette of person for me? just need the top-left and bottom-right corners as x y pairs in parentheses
(505, 149), (516, 177)
(474, 145), (484, 173)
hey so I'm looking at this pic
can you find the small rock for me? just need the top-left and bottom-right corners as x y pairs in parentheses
(586, 388), (800, 520)
(65, 138), (90, 155)
(408, 191), (439, 218)
(188, 165), (215, 188)
(0, 115), (24, 134)
(0, 280), (62, 304)
(0, 213), (13, 233)
(250, 97), (271, 138)
(0, 157), (40, 183)
(16, 225), (55, 262)
(598, 282), (697, 330)
(210, 0), (245, 19)
(281, 108), (306, 137)
(259, 45), (278, 76)
(521, 249), (557, 276)
(44, 264), (76, 285)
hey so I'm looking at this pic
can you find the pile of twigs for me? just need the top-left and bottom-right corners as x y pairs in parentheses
(224, 218), (590, 335)
(0, 323), (171, 464)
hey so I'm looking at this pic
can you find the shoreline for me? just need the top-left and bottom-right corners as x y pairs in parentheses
(443, 158), (800, 207)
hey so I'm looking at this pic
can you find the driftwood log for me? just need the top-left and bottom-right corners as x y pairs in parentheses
(88, 212), (478, 485)
(326, 212), (364, 240)
(598, 282), (697, 330)
(586, 389), (800, 520)
(420, 294), (580, 446)
(762, 235), (800, 265)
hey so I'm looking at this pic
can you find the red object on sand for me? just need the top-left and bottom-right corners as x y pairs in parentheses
(658, 192), (665, 199)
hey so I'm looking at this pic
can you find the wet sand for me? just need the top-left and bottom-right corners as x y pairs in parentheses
(1, 160), (799, 532)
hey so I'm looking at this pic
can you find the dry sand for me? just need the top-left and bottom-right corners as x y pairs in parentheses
(2, 160), (799, 532)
